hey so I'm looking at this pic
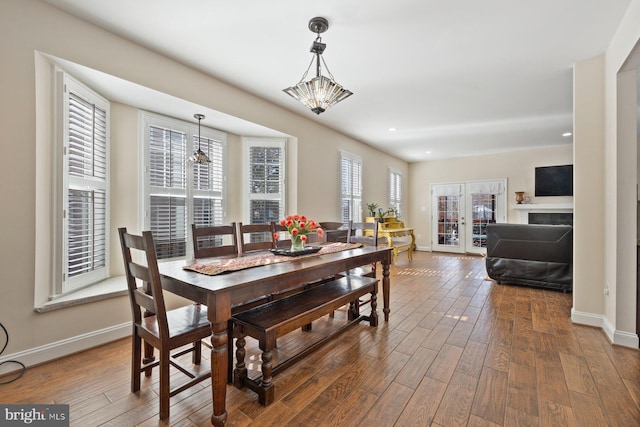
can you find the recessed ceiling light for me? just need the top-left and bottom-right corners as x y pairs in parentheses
(388, 127), (397, 132)
(562, 132), (572, 137)
(425, 151), (432, 154)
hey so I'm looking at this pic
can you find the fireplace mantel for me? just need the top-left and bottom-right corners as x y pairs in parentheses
(512, 203), (573, 224)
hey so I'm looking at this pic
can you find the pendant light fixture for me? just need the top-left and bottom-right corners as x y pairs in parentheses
(191, 113), (210, 164)
(283, 17), (353, 115)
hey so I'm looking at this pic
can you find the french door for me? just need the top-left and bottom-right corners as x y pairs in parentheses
(431, 180), (506, 254)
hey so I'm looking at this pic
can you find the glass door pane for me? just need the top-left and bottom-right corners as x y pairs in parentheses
(437, 195), (460, 247)
(470, 193), (497, 249)
(431, 184), (465, 254)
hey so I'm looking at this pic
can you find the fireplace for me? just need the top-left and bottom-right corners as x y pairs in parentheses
(513, 203), (573, 225)
(528, 212), (573, 225)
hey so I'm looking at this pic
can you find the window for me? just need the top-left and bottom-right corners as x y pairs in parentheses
(144, 113), (226, 260)
(243, 138), (285, 228)
(340, 151), (362, 222)
(58, 72), (110, 293)
(389, 169), (402, 217)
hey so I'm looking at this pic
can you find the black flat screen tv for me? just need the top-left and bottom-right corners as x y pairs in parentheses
(535, 165), (573, 196)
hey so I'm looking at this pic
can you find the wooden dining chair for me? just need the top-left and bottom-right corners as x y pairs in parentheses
(320, 221), (351, 243)
(118, 228), (211, 420)
(238, 222), (275, 255)
(191, 222), (238, 258)
(271, 222), (292, 248)
(327, 220), (383, 318)
(346, 219), (383, 278)
(191, 222), (274, 381)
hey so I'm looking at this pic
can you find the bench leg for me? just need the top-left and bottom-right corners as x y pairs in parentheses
(369, 291), (378, 327)
(348, 300), (360, 321)
(233, 333), (247, 389)
(259, 350), (275, 406)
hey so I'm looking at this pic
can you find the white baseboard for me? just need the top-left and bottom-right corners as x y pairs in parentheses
(611, 326), (639, 348)
(571, 309), (639, 348)
(415, 246), (431, 252)
(0, 322), (131, 375)
(571, 308), (603, 328)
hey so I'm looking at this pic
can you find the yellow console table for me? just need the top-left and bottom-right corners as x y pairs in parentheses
(365, 217), (415, 264)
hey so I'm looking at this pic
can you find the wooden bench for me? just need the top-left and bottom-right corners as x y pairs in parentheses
(231, 275), (379, 405)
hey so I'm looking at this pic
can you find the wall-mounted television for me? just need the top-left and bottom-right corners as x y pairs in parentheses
(535, 165), (573, 196)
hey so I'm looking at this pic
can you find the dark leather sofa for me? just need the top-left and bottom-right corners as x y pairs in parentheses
(485, 223), (573, 292)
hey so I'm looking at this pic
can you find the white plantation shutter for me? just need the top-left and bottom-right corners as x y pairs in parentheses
(144, 113), (226, 260)
(62, 76), (110, 292)
(193, 133), (224, 228)
(244, 139), (285, 225)
(148, 126), (187, 259)
(389, 169), (402, 217)
(340, 151), (362, 222)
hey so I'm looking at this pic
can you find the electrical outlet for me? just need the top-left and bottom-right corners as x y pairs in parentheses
(603, 287), (609, 295)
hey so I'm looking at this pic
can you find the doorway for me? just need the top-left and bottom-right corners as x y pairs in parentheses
(431, 180), (507, 254)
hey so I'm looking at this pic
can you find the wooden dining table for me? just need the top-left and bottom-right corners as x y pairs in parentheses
(158, 244), (393, 426)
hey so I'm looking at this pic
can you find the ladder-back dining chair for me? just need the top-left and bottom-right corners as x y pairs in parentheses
(271, 222), (291, 248)
(191, 222), (274, 381)
(191, 223), (238, 259)
(327, 220), (383, 318)
(238, 222), (275, 255)
(118, 227), (211, 419)
(347, 219), (384, 278)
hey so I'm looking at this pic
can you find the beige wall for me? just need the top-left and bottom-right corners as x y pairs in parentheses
(407, 145), (573, 249)
(601, 0), (640, 343)
(573, 55), (606, 320)
(0, 0), (407, 361)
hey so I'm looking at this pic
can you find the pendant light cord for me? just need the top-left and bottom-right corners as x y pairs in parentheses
(0, 321), (26, 384)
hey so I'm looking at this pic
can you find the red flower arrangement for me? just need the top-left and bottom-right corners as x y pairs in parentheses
(274, 214), (324, 250)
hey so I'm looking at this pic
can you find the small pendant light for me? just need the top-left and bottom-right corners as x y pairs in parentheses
(191, 113), (211, 164)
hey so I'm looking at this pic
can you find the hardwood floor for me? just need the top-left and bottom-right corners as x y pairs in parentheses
(2, 252), (640, 426)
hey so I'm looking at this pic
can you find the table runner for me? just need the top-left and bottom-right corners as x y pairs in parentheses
(183, 242), (363, 276)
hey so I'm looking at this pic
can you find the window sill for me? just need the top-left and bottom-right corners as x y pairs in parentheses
(35, 276), (129, 313)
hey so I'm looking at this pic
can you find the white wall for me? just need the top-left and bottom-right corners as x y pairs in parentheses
(407, 145), (573, 250)
(0, 0), (407, 363)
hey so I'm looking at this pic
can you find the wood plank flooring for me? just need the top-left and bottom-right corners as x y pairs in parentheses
(2, 252), (640, 426)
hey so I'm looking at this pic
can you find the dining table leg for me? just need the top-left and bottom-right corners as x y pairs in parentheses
(208, 294), (231, 426)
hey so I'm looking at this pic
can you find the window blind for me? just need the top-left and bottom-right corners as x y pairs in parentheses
(340, 152), (362, 222)
(245, 140), (284, 225)
(148, 126), (187, 258)
(64, 88), (109, 289)
(193, 133), (224, 230)
(389, 170), (402, 216)
(145, 114), (227, 260)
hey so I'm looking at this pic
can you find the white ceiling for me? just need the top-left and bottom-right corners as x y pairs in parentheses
(42, 0), (631, 162)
